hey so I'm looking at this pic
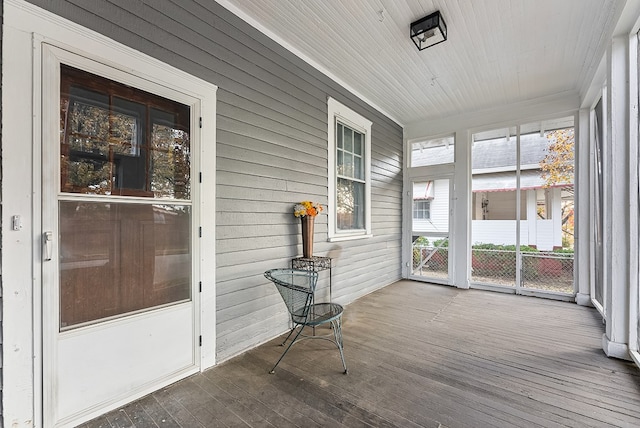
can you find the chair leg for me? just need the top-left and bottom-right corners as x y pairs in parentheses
(270, 323), (304, 374)
(331, 317), (348, 374)
(280, 325), (297, 346)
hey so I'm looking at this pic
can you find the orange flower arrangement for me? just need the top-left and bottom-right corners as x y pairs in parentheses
(293, 201), (323, 218)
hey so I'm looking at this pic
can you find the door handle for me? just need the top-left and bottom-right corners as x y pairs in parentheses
(43, 231), (53, 261)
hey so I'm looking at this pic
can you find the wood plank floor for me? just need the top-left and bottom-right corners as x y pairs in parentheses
(80, 280), (640, 427)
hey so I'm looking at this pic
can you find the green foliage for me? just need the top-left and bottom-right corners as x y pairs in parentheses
(540, 128), (574, 187)
(412, 237), (449, 272)
(553, 248), (575, 254)
(414, 236), (430, 246)
(471, 243), (539, 279)
(470, 242), (574, 281)
(433, 238), (449, 247)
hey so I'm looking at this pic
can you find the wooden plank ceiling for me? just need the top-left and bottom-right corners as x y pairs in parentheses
(217, 0), (624, 126)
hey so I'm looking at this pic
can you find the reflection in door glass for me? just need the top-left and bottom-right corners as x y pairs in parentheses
(60, 65), (190, 199)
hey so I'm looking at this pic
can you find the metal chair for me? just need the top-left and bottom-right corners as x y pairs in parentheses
(264, 268), (348, 374)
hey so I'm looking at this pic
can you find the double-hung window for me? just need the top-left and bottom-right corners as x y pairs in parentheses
(328, 97), (372, 240)
(413, 200), (431, 220)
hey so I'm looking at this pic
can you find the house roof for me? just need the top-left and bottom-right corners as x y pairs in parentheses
(472, 133), (551, 170)
(411, 131), (567, 170)
(472, 170), (572, 193)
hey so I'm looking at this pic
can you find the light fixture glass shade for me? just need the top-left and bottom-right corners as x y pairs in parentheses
(410, 11), (447, 51)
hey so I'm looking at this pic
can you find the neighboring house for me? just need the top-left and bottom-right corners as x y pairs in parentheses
(412, 132), (573, 250)
(1, 1), (639, 428)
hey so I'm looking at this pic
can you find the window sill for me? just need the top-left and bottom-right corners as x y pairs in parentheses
(328, 233), (373, 243)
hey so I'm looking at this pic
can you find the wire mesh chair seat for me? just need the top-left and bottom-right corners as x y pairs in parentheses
(265, 268), (348, 374)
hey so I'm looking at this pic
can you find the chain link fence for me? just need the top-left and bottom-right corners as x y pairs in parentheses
(413, 244), (574, 293)
(521, 252), (574, 293)
(412, 244), (448, 279)
(469, 248), (574, 292)
(471, 249), (517, 285)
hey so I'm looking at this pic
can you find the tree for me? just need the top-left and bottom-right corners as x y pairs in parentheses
(540, 128), (574, 187)
(540, 128), (575, 248)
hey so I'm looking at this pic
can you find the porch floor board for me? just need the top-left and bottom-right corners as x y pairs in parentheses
(80, 280), (640, 427)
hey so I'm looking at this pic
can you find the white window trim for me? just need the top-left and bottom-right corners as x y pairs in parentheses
(327, 97), (373, 241)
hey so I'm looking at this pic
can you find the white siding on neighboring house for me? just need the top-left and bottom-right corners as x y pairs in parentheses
(471, 220), (528, 246)
(535, 220), (558, 250)
(413, 179), (449, 235)
(471, 219), (559, 250)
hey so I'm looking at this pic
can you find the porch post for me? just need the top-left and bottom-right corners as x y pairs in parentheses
(525, 190), (536, 247)
(453, 129), (471, 288)
(575, 109), (592, 306)
(602, 36), (631, 360)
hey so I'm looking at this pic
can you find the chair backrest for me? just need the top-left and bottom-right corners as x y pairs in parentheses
(265, 269), (318, 319)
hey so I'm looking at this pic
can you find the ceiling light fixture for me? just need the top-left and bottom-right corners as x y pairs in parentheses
(410, 11), (447, 51)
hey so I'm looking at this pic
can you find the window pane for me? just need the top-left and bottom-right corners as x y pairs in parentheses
(59, 201), (191, 329)
(344, 153), (354, 177)
(521, 120), (575, 293)
(354, 132), (362, 156)
(344, 127), (353, 153)
(354, 156), (362, 180)
(337, 123), (343, 149)
(411, 135), (454, 167)
(63, 91), (113, 194)
(413, 200), (431, 219)
(60, 64), (190, 199)
(151, 109), (191, 200)
(471, 129), (518, 286)
(112, 97), (143, 156)
(337, 177), (364, 230)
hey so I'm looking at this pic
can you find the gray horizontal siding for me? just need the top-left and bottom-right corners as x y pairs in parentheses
(27, 0), (404, 363)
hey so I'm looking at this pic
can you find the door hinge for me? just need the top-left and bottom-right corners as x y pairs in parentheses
(199, 172), (202, 183)
(199, 281), (202, 293)
(199, 117), (203, 128)
(199, 227), (202, 238)
(199, 335), (202, 347)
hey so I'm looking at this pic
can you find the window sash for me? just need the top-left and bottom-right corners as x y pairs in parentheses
(413, 200), (431, 219)
(337, 121), (365, 181)
(337, 177), (365, 230)
(336, 121), (366, 231)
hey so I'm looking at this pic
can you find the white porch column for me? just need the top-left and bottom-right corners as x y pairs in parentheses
(575, 109), (592, 306)
(550, 187), (562, 248)
(453, 129), (471, 289)
(526, 190), (537, 247)
(602, 36), (631, 359)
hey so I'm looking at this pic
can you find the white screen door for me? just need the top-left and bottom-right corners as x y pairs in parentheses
(410, 177), (452, 283)
(42, 46), (200, 426)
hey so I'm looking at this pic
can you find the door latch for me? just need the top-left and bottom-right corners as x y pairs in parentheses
(43, 231), (53, 261)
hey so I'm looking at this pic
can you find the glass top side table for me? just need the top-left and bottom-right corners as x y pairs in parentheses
(291, 256), (332, 301)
